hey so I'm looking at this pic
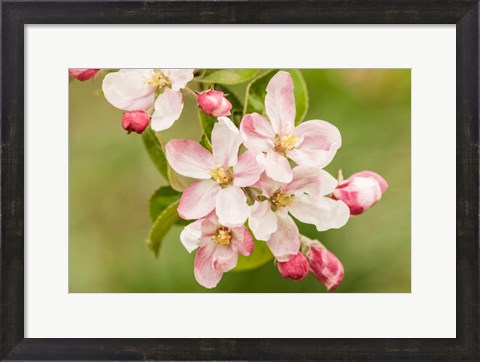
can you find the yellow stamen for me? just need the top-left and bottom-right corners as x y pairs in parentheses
(274, 134), (299, 155)
(145, 70), (171, 88)
(210, 166), (233, 187)
(212, 227), (232, 245)
(270, 189), (295, 211)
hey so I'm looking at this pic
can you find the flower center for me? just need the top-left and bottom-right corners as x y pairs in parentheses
(210, 166), (233, 187)
(212, 227), (232, 245)
(146, 70), (171, 88)
(273, 134), (299, 155)
(270, 189), (295, 211)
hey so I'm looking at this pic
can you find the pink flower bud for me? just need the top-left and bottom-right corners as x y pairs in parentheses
(277, 252), (309, 281)
(333, 171), (388, 215)
(122, 110), (150, 134)
(308, 246), (344, 291)
(68, 68), (100, 81)
(197, 89), (232, 117)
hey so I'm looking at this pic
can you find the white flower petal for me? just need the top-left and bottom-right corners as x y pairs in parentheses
(177, 180), (220, 220)
(102, 69), (156, 111)
(165, 139), (215, 179)
(266, 214), (300, 262)
(194, 243), (223, 289)
(180, 219), (203, 253)
(239, 113), (275, 153)
(212, 117), (242, 168)
(233, 151), (265, 187)
(265, 149), (293, 183)
(212, 244), (238, 273)
(285, 166), (338, 197)
(265, 71), (296, 134)
(290, 120), (342, 168)
(151, 88), (184, 131)
(255, 171), (283, 198)
(215, 186), (249, 227)
(161, 69), (194, 91)
(288, 194), (350, 231)
(248, 200), (278, 241)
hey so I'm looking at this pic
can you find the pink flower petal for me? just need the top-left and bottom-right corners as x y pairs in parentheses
(351, 171), (389, 193)
(240, 113), (275, 153)
(248, 200), (278, 241)
(265, 71), (296, 134)
(289, 120), (342, 168)
(251, 171), (282, 197)
(180, 219), (203, 253)
(288, 194), (350, 231)
(265, 149), (293, 183)
(200, 211), (219, 236)
(284, 166), (338, 197)
(161, 69), (194, 91)
(215, 186), (249, 227)
(178, 179), (220, 220)
(212, 244), (238, 272)
(233, 150), (265, 187)
(266, 214), (300, 262)
(165, 140), (215, 179)
(151, 88), (184, 131)
(194, 243), (223, 289)
(211, 117), (242, 168)
(102, 69), (157, 111)
(231, 226), (255, 256)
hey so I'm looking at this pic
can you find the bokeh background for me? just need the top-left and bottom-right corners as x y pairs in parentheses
(69, 69), (410, 293)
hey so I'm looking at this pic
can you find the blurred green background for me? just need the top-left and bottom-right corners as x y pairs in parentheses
(69, 69), (410, 293)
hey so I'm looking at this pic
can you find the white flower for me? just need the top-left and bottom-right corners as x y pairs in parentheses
(102, 69), (194, 131)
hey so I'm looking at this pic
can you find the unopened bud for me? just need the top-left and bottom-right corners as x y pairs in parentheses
(69, 68), (100, 81)
(307, 245), (344, 291)
(333, 170), (388, 215)
(122, 110), (150, 134)
(277, 252), (309, 281)
(197, 89), (232, 117)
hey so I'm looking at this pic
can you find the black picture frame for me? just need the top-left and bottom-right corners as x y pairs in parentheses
(1, 0), (478, 360)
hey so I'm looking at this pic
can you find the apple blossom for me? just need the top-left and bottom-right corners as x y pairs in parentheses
(180, 211), (254, 288)
(166, 117), (264, 227)
(102, 69), (194, 131)
(197, 88), (232, 117)
(248, 167), (350, 262)
(240, 71), (341, 183)
(333, 171), (388, 215)
(121, 110), (150, 134)
(277, 252), (309, 281)
(69, 68), (100, 81)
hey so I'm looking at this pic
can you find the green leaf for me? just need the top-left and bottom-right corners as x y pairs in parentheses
(142, 127), (168, 180)
(147, 200), (180, 257)
(290, 69), (309, 125)
(197, 109), (216, 143)
(149, 186), (182, 222)
(244, 69), (309, 125)
(196, 69), (260, 85)
(243, 69), (276, 116)
(199, 134), (213, 152)
(233, 240), (274, 272)
(149, 186), (189, 226)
